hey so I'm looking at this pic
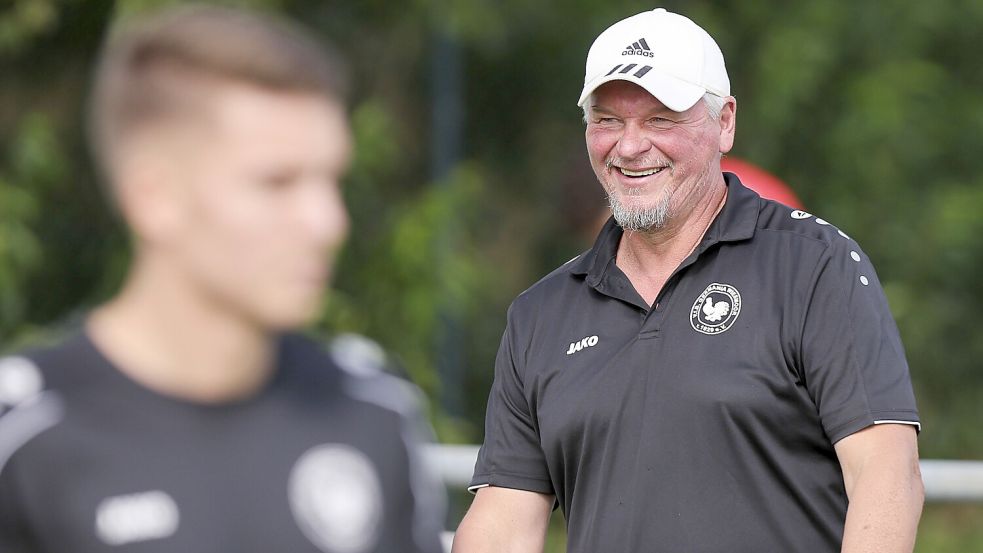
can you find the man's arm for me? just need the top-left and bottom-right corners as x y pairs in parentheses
(835, 424), (923, 553)
(452, 486), (554, 553)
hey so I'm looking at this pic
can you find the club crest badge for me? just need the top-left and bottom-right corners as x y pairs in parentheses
(690, 283), (742, 335)
(288, 444), (383, 553)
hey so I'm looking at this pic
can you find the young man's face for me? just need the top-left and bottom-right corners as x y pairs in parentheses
(122, 83), (352, 330)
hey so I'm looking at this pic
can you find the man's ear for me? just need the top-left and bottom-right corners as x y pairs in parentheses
(718, 97), (737, 154)
(113, 136), (188, 246)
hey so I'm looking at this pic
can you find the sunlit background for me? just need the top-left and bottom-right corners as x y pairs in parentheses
(2, 1), (982, 550)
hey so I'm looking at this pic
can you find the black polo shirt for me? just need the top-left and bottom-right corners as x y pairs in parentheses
(0, 331), (445, 553)
(469, 173), (919, 552)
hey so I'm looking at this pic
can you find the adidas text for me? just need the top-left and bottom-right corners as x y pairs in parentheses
(623, 38), (654, 58)
(566, 335), (599, 355)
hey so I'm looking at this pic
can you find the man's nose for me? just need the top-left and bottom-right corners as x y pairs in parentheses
(299, 181), (349, 249)
(616, 122), (652, 159)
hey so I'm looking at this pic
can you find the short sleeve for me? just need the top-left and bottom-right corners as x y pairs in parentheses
(397, 389), (449, 553)
(468, 307), (553, 495)
(328, 334), (446, 553)
(799, 238), (920, 444)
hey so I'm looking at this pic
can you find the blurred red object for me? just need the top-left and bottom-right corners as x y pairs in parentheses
(721, 157), (804, 209)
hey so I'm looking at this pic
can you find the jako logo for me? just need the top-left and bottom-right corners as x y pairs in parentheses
(566, 335), (599, 355)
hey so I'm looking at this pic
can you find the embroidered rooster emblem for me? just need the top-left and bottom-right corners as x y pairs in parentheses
(691, 283), (742, 335)
(701, 297), (730, 322)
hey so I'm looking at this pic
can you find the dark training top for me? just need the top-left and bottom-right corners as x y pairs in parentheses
(470, 174), (919, 552)
(0, 331), (445, 553)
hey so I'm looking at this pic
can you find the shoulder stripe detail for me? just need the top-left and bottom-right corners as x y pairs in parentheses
(0, 392), (65, 477)
(330, 334), (388, 378)
(342, 376), (422, 419)
(343, 379), (449, 547)
(344, 378), (447, 551)
(402, 423), (446, 550)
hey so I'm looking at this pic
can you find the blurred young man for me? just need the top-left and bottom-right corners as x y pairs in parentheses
(0, 6), (444, 552)
(455, 8), (922, 553)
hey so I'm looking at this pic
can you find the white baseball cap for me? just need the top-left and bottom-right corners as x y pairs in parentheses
(577, 8), (729, 112)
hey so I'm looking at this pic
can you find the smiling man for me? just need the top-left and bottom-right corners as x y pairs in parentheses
(454, 8), (923, 553)
(0, 6), (443, 553)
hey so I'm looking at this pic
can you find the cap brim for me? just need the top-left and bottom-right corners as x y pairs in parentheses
(577, 71), (706, 113)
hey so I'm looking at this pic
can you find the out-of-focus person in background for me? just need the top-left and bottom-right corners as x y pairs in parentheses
(0, 5), (444, 553)
(455, 7), (922, 553)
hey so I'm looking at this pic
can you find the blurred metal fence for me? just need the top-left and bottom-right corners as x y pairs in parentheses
(425, 444), (983, 502)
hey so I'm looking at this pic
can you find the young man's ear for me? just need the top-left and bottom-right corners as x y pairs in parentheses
(114, 137), (189, 245)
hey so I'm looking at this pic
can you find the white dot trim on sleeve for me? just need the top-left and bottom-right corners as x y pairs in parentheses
(850, 251), (861, 262)
(0, 392), (65, 478)
(860, 276), (869, 286)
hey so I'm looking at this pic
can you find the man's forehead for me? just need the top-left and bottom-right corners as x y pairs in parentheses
(112, 84), (342, 170)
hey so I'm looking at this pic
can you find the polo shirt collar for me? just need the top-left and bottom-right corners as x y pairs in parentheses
(569, 172), (760, 284)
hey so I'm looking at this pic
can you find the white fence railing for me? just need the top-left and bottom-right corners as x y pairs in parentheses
(425, 444), (983, 502)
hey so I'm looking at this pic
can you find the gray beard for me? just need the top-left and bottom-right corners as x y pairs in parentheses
(607, 187), (673, 232)
(605, 154), (718, 232)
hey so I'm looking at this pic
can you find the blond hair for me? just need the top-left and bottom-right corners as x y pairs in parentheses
(88, 5), (348, 182)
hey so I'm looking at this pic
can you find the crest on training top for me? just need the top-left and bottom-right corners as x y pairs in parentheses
(288, 444), (383, 553)
(690, 283), (742, 335)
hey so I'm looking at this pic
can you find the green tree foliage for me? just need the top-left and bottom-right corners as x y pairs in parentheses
(2, 0), (982, 548)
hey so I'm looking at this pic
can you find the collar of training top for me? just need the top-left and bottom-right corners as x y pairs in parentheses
(570, 172), (760, 283)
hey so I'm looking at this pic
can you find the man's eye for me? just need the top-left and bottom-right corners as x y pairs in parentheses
(259, 171), (299, 189)
(649, 117), (675, 129)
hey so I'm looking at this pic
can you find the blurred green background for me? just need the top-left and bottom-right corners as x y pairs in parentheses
(2, 0), (982, 550)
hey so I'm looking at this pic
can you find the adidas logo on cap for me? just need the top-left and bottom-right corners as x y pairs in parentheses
(622, 37), (653, 57)
(578, 9), (730, 111)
